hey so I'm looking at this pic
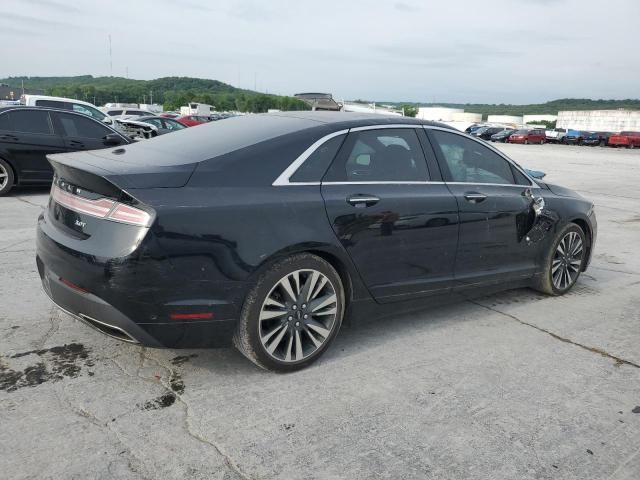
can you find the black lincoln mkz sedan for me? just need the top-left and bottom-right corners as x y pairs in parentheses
(36, 112), (596, 371)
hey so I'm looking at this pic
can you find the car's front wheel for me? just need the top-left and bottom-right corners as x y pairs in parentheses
(234, 253), (345, 372)
(533, 223), (587, 295)
(0, 158), (15, 196)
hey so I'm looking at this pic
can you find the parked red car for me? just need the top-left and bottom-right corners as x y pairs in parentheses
(608, 131), (640, 148)
(175, 115), (210, 127)
(508, 128), (546, 145)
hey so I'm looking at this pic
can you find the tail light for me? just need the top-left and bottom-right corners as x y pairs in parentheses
(51, 185), (152, 227)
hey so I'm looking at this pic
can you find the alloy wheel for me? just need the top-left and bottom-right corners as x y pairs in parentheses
(0, 163), (8, 190)
(258, 269), (338, 363)
(552, 231), (584, 290)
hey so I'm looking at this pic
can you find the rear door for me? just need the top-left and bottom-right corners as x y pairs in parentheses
(427, 128), (539, 288)
(51, 111), (127, 151)
(321, 126), (459, 302)
(0, 109), (64, 182)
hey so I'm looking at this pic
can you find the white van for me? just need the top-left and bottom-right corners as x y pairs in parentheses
(20, 95), (112, 124)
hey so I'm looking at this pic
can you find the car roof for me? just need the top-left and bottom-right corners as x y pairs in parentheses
(79, 111), (455, 169)
(21, 94), (98, 107)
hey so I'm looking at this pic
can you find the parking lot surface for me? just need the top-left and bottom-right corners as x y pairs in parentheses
(1, 143), (639, 480)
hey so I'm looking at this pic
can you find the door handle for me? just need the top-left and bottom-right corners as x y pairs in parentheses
(347, 194), (380, 207)
(464, 192), (487, 203)
(0, 134), (18, 141)
(69, 140), (84, 148)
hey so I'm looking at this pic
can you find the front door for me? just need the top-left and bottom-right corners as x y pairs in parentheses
(321, 127), (459, 302)
(51, 111), (125, 151)
(427, 128), (540, 288)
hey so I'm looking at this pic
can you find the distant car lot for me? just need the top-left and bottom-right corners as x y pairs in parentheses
(1, 142), (639, 479)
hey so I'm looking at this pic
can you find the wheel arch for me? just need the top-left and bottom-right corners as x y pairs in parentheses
(251, 242), (367, 308)
(568, 216), (593, 271)
(0, 154), (17, 183)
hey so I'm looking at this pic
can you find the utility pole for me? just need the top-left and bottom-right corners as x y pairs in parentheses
(108, 34), (113, 76)
(150, 90), (153, 105)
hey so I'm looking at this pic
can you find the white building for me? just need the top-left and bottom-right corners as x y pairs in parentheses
(487, 115), (523, 125)
(452, 112), (482, 122)
(342, 102), (402, 116)
(417, 107), (463, 121)
(556, 110), (640, 131)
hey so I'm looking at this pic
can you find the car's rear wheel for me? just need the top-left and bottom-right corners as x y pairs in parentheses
(532, 223), (586, 296)
(0, 158), (15, 196)
(234, 253), (345, 372)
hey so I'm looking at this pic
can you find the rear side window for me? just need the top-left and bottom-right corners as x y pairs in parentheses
(8, 110), (52, 134)
(290, 134), (345, 183)
(325, 128), (429, 182)
(55, 112), (111, 138)
(36, 99), (68, 109)
(430, 130), (515, 185)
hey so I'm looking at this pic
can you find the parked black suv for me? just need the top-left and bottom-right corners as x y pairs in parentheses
(472, 126), (505, 140)
(0, 107), (129, 195)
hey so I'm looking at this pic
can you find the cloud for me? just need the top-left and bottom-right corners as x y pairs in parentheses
(22, 0), (82, 13)
(394, 2), (420, 12)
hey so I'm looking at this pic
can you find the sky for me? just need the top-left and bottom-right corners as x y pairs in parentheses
(1, 0), (639, 104)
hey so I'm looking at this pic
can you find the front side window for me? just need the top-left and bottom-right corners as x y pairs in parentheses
(325, 128), (429, 182)
(164, 119), (186, 130)
(430, 130), (516, 185)
(72, 103), (106, 121)
(7, 110), (52, 134)
(142, 118), (163, 128)
(54, 112), (111, 138)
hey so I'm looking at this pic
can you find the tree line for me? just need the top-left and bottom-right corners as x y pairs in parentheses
(1, 75), (310, 112)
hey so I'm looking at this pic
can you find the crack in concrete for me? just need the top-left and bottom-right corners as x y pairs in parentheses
(0, 239), (31, 253)
(32, 306), (61, 350)
(55, 385), (153, 480)
(140, 351), (252, 480)
(14, 196), (45, 208)
(469, 300), (640, 369)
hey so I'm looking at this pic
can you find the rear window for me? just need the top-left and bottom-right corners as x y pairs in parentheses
(8, 110), (52, 134)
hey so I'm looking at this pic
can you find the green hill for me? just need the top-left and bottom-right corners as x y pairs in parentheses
(384, 99), (640, 118)
(0, 75), (309, 112)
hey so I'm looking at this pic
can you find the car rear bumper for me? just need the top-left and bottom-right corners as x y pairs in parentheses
(36, 256), (237, 348)
(36, 210), (240, 348)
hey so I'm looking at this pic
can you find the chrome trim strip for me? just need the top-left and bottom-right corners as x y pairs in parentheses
(78, 313), (139, 344)
(423, 125), (541, 188)
(272, 129), (348, 186)
(446, 182), (541, 189)
(322, 181), (441, 185)
(349, 124), (423, 132)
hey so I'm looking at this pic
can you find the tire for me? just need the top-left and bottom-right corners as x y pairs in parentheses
(599, 140), (606, 147)
(532, 223), (587, 296)
(0, 158), (15, 196)
(233, 253), (345, 372)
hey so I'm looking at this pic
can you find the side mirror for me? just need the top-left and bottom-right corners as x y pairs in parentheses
(103, 133), (122, 146)
(525, 168), (546, 179)
(103, 117), (113, 124)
